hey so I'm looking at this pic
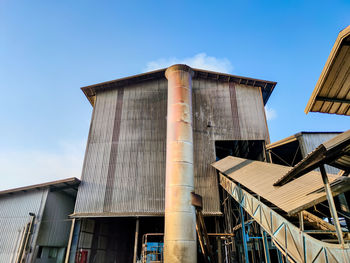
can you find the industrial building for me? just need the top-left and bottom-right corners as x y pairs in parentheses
(1, 25), (349, 263)
(69, 65), (276, 262)
(0, 178), (80, 263)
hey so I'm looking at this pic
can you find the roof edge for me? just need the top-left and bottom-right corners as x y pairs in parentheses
(81, 67), (277, 106)
(305, 25), (350, 114)
(0, 177), (81, 196)
(266, 131), (343, 150)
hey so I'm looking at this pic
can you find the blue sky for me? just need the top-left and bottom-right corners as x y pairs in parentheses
(0, 0), (349, 189)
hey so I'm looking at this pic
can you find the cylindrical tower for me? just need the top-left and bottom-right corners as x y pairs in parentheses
(164, 64), (196, 262)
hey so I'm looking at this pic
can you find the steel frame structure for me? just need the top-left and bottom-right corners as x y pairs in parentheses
(220, 173), (350, 263)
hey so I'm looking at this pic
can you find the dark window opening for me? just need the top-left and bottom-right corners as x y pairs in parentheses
(37, 246), (43, 258)
(215, 140), (266, 161)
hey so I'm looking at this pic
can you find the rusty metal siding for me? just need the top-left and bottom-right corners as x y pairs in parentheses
(0, 190), (47, 263)
(36, 191), (75, 247)
(75, 78), (269, 216)
(235, 84), (269, 142)
(75, 89), (118, 214)
(298, 133), (341, 174)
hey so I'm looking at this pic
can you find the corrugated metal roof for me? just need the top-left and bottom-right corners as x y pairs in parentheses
(211, 156), (350, 215)
(266, 131), (341, 150)
(0, 177), (80, 197)
(274, 129), (350, 186)
(305, 25), (350, 115)
(81, 67), (277, 106)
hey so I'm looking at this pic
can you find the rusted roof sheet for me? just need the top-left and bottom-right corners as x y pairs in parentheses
(211, 156), (350, 215)
(0, 177), (80, 196)
(274, 129), (350, 186)
(305, 25), (350, 115)
(81, 67), (276, 106)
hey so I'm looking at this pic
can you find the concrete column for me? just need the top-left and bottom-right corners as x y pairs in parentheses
(164, 64), (196, 263)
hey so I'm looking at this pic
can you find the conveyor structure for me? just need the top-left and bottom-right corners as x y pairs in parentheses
(212, 130), (350, 262)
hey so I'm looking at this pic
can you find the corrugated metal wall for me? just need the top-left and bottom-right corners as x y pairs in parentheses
(298, 133), (341, 175)
(74, 78), (269, 216)
(36, 191), (75, 247)
(0, 190), (47, 263)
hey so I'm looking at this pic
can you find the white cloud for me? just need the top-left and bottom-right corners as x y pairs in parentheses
(0, 140), (85, 190)
(265, 106), (277, 121)
(145, 53), (233, 73)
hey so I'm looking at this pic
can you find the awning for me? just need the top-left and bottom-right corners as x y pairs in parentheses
(305, 25), (350, 115)
(212, 156), (350, 215)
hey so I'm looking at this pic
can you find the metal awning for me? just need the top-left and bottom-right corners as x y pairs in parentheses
(305, 25), (350, 115)
(212, 156), (350, 215)
(274, 129), (350, 186)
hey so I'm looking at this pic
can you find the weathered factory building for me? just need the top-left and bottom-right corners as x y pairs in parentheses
(0, 178), (80, 263)
(69, 66), (276, 262)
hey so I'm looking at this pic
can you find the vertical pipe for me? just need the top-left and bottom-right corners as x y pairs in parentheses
(133, 218), (140, 263)
(65, 218), (76, 263)
(164, 64), (196, 263)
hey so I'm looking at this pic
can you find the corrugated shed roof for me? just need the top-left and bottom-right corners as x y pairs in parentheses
(211, 156), (350, 215)
(266, 131), (342, 150)
(274, 129), (350, 186)
(305, 25), (350, 115)
(0, 177), (80, 197)
(81, 67), (277, 106)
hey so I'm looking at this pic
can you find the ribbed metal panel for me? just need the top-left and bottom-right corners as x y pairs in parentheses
(235, 84), (269, 142)
(36, 191), (75, 247)
(298, 133), (340, 174)
(0, 190), (47, 263)
(75, 78), (269, 216)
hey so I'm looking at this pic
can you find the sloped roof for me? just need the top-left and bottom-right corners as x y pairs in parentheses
(81, 67), (277, 106)
(212, 156), (350, 215)
(305, 25), (350, 115)
(274, 129), (350, 186)
(266, 131), (342, 150)
(0, 177), (80, 197)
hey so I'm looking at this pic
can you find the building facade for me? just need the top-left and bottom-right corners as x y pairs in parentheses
(70, 66), (276, 262)
(0, 178), (79, 263)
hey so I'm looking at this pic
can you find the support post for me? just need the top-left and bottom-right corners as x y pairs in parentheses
(299, 211), (304, 231)
(65, 218), (76, 263)
(133, 218), (140, 263)
(320, 165), (344, 246)
(239, 192), (249, 263)
(261, 230), (270, 263)
(164, 64), (196, 263)
(215, 217), (223, 263)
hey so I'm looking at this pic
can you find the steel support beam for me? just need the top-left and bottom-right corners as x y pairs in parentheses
(133, 218), (140, 263)
(320, 165), (345, 246)
(219, 173), (350, 263)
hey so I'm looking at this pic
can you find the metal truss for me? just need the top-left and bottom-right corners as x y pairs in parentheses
(220, 173), (350, 263)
